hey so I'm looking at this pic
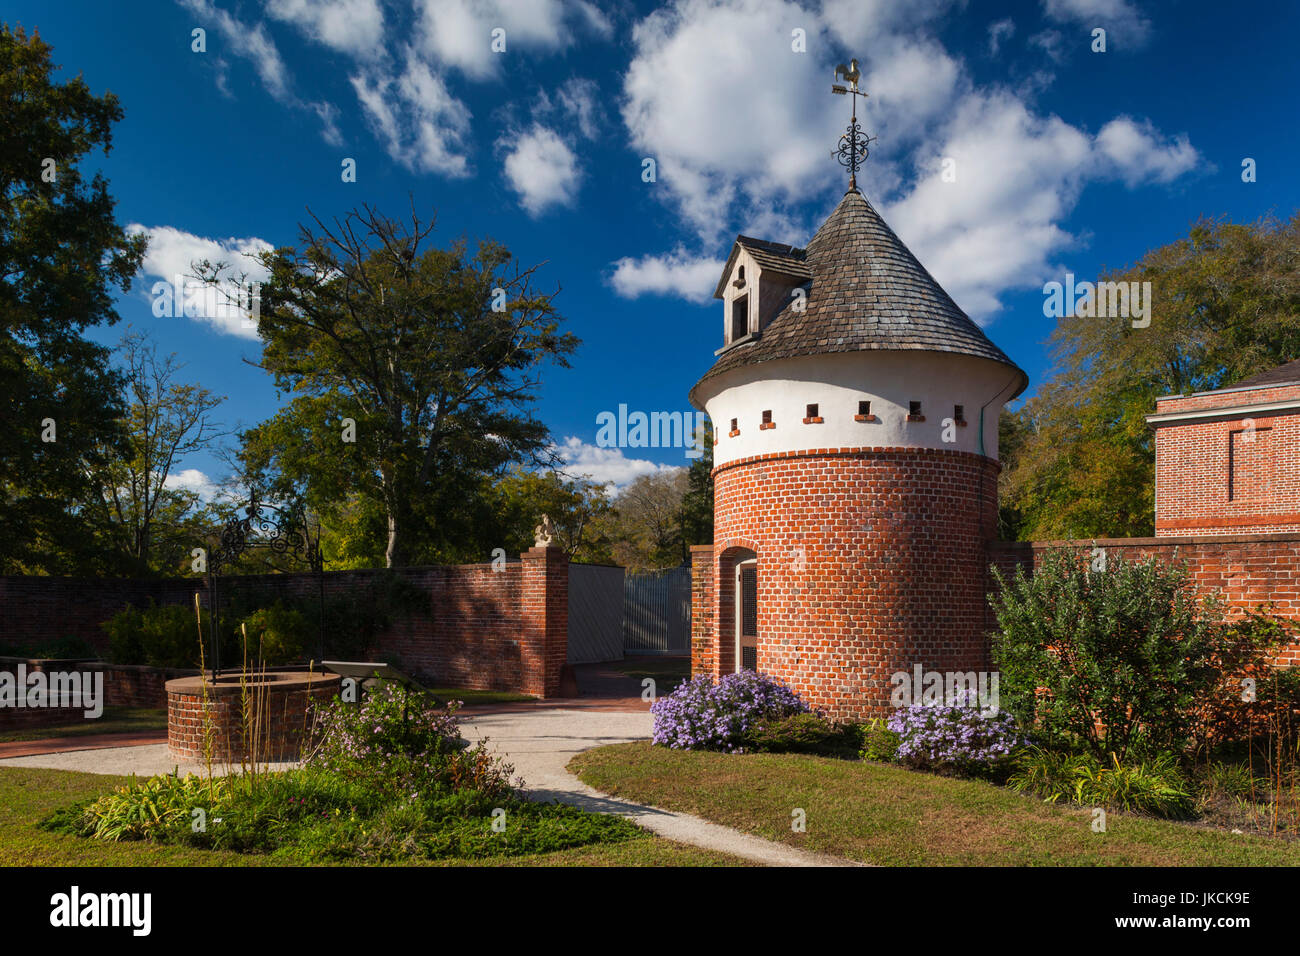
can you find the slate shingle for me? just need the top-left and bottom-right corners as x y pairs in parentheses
(693, 190), (1028, 399)
(1230, 358), (1300, 390)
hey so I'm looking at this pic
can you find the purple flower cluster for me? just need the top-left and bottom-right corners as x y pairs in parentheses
(887, 690), (1021, 773)
(307, 683), (471, 794)
(651, 671), (810, 752)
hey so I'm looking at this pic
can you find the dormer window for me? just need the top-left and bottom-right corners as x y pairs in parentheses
(731, 295), (749, 342)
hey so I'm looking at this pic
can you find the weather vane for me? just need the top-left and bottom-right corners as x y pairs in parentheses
(831, 59), (875, 192)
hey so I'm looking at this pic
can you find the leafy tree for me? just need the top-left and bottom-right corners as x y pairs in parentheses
(210, 205), (577, 567)
(492, 466), (613, 561)
(82, 331), (227, 574)
(678, 423), (714, 551)
(0, 25), (146, 572)
(605, 469), (690, 570)
(1000, 213), (1300, 540)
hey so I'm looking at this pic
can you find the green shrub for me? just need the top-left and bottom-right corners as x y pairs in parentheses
(1008, 747), (1195, 819)
(103, 600), (211, 668)
(306, 681), (511, 802)
(240, 601), (309, 665)
(742, 712), (860, 758)
(990, 549), (1224, 760)
(859, 717), (901, 762)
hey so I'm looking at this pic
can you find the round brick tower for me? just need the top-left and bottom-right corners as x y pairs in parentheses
(688, 187), (1027, 720)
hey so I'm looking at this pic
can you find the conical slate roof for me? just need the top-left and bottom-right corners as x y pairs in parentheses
(692, 189), (1027, 400)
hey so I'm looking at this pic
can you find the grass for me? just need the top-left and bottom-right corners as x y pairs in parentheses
(571, 742), (1300, 866)
(0, 767), (747, 867)
(0, 707), (167, 744)
(428, 688), (535, 706)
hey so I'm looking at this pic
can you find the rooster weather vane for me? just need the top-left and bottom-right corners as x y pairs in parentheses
(831, 58), (875, 192)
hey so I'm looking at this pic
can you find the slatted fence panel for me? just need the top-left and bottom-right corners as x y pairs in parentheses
(566, 563), (625, 664)
(623, 566), (691, 655)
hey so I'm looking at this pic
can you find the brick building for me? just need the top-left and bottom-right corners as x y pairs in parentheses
(1148, 359), (1300, 536)
(687, 183), (1028, 720)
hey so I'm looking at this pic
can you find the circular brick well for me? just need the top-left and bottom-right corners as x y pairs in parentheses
(166, 671), (341, 762)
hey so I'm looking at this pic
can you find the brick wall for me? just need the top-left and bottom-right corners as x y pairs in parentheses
(696, 446), (1000, 720)
(988, 534), (1300, 666)
(166, 672), (342, 761)
(1151, 384), (1300, 535)
(690, 446), (1300, 721)
(690, 544), (715, 675)
(0, 547), (570, 698)
(0, 577), (197, 654)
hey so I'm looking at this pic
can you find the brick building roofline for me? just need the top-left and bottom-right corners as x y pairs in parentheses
(1146, 397), (1300, 425)
(1154, 358), (1300, 403)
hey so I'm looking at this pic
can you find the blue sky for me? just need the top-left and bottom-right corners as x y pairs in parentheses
(8, 0), (1298, 493)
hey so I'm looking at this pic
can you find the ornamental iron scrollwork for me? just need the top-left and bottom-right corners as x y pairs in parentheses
(202, 494), (324, 678)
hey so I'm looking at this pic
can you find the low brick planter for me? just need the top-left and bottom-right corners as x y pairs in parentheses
(166, 671), (341, 762)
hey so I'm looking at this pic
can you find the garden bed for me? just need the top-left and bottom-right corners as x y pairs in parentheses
(0, 767), (744, 867)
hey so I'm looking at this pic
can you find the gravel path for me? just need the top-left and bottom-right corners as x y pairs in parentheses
(458, 707), (857, 867)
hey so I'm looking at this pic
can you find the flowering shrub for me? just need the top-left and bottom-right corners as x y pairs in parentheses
(651, 671), (810, 752)
(307, 682), (514, 800)
(887, 690), (1022, 775)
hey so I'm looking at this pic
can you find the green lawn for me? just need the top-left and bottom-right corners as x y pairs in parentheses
(0, 707), (167, 744)
(430, 688), (536, 706)
(0, 766), (748, 867)
(571, 742), (1300, 866)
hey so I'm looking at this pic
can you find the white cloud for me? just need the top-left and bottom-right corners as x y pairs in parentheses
(164, 468), (221, 501)
(1096, 117), (1199, 186)
(413, 0), (603, 79)
(555, 78), (602, 140)
(1029, 29), (1066, 62)
(616, 0), (1196, 320)
(609, 249), (723, 303)
(887, 93), (1093, 319)
(1042, 0), (1151, 46)
(502, 125), (581, 216)
(987, 17), (1015, 55)
(177, 0), (341, 141)
(351, 52), (473, 177)
(553, 437), (680, 491)
(623, 0), (839, 241)
(265, 0), (386, 58)
(128, 224), (272, 339)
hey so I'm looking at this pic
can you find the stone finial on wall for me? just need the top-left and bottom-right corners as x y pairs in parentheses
(534, 514), (555, 548)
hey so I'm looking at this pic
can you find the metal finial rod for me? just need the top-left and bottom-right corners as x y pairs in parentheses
(831, 58), (875, 192)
